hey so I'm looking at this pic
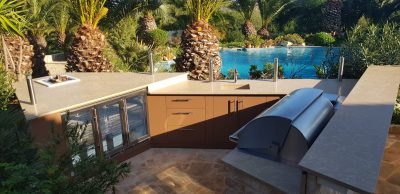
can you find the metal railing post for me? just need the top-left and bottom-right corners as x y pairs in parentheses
(273, 58), (279, 82)
(26, 75), (37, 105)
(338, 56), (345, 82)
(209, 58), (214, 82)
(148, 50), (154, 75)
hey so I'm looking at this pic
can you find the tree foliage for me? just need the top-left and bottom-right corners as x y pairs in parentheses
(342, 21), (400, 78)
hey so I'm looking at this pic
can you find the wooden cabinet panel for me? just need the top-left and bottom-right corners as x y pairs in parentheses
(147, 96), (167, 137)
(166, 108), (205, 126)
(237, 96), (268, 128)
(166, 96), (205, 109)
(210, 96), (237, 148)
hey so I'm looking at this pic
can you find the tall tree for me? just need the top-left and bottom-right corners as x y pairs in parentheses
(175, 0), (228, 80)
(257, 0), (296, 38)
(322, 0), (343, 35)
(235, 0), (257, 38)
(66, 0), (112, 72)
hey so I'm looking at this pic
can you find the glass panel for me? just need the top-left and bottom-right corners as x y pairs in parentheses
(97, 102), (124, 154)
(126, 94), (148, 142)
(68, 110), (96, 162)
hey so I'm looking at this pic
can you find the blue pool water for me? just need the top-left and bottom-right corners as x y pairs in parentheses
(220, 47), (339, 79)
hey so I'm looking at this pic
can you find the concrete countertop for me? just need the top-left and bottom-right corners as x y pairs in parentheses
(299, 66), (400, 194)
(149, 79), (358, 96)
(14, 72), (187, 120)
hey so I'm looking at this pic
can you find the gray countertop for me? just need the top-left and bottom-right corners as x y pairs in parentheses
(299, 66), (400, 194)
(14, 72), (187, 120)
(149, 79), (358, 96)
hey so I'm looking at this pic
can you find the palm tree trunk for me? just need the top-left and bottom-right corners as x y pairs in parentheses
(27, 32), (49, 78)
(258, 24), (270, 39)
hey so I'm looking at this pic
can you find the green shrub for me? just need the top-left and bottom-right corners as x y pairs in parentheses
(342, 22), (400, 78)
(221, 41), (245, 48)
(305, 32), (336, 46)
(262, 63), (284, 79)
(148, 29), (169, 47)
(249, 63), (284, 79)
(314, 47), (339, 78)
(245, 35), (264, 47)
(226, 68), (239, 80)
(0, 67), (15, 110)
(275, 34), (304, 45)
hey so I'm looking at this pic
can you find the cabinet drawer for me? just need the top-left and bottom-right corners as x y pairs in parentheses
(166, 96), (205, 109)
(152, 125), (205, 148)
(166, 109), (205, 126)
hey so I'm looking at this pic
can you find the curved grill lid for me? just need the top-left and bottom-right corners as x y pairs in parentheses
(230, 88), (335, 164)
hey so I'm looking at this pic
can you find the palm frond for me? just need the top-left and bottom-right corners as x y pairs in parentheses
(258, 0), (296, 27)
(0, 0), (28, 36)
(186, 0), (229, 22)
(71, 0), (108, 28)
(235, 0), (257, 20)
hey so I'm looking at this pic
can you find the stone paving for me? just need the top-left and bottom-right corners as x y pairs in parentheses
(377, 127), (400, 194)
(115, 128), (400, 194)
(114, 149), (282, 194)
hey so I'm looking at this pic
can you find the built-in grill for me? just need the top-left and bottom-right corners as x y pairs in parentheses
(230, 88), (341, 164)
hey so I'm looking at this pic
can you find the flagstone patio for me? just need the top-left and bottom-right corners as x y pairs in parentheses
(114, 128), (400, 194)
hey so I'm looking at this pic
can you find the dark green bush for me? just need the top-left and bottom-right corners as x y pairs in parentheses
(393, 107), (400, 124)
(275, 34), (304, 45)
(342, 22), (400, 78)
(305, 32), (336, 46)
(148, 29), (169, 47)
(0, 109), (130, 193)
(0, 67), (15, 110)
(249, 65), (262, 79)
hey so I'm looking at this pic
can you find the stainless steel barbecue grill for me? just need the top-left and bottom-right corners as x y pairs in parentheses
(230, 88), (341, 164)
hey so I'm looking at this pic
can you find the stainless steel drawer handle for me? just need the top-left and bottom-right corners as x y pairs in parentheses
(172, 99), (191, 102)
(172, 112), (192, 115)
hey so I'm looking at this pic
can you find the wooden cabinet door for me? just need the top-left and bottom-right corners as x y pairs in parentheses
(237, 96), (269, 128)
(210, 96), (237, 148)
(147, 96), (167, 137)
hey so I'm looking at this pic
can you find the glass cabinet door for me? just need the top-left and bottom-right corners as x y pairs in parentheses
(126, 94), (149, 142)
(96, 101), (124, 155)
(68, 110), (96, 160)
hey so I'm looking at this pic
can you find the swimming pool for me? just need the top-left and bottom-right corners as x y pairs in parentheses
(220, 47), (339, 79)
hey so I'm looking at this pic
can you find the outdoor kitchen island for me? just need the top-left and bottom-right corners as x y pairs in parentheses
(13, 66), (399, 194)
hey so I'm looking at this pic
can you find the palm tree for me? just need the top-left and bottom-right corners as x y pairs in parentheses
(66, 0), (112, 72)
(322, 0), (343, 35)
(25, 0), (56, 77)
(0, 0), (34, 77)
(257, 0), (296, 38)
(236, 0), (257, 38)
(50, 2), (71, 48)
(140, 0), (161, 32)
(175, 0), (228, 80)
